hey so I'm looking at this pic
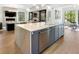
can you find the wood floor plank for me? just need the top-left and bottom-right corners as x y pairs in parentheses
(43, 27), (79, 54)
(0, 27), (79, 54)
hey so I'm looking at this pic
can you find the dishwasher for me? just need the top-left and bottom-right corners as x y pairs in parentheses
(38, 29), (49, 53)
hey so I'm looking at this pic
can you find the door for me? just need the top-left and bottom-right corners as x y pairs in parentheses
(55, 25), (59, 41)
(59, 25), (62, 38)
(38, 29), (48, 53)
(18, 12), (25, 23)
(39, 10), (46, 22)
(48, 27), (55, 46)
(31, 31), (39, 54)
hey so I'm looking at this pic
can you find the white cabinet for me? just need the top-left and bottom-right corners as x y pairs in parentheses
(0, 7), (3, 22)
(16, 8), (28, 23)
(17, 12), (25, 22)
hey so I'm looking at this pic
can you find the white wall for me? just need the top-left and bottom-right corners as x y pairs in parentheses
(0, 5), (29, 29)
(0, 7), (3, 22)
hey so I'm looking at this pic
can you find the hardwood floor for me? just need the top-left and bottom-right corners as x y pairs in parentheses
(0, 30), (20, 54)
(43, 27), (79, 54)
(0, 27), (79, 54)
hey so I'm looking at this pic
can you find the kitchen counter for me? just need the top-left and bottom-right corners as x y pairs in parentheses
(15, 22), (64, 54)
(16, 22), (59, 32)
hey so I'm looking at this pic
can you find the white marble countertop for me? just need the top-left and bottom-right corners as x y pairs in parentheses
(16, 22), (59, 32)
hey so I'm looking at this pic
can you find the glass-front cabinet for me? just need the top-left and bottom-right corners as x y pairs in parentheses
(18, 12), (25, 22)
(29, 12), (33, 20)
(39, 10), (46, 22)
(29, 9), (46, 22)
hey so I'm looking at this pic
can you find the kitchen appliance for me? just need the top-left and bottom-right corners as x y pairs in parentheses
(38, 29), (48, 53)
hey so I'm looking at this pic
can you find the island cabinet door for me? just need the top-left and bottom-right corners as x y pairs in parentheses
(59, 25), (62, 38)
(55, 25), (59, 41)
(48, 27), (55, 46)
(61, 24), (64, 36)
(59, 24), (64, 38)
(38, 29), (49, 53)
(31, 31), (39, 54)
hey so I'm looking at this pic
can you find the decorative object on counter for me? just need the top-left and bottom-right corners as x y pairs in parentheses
(32, 12), (39, 23)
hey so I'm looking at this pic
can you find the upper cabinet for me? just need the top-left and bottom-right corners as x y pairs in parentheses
(16, 8), (28, 23)
(39, 10), (46, 22)
(29, 9), (46, 22)
(2, 7), (28, 23)
(55, 9), (61, 20)
(0, 7), (3, 22)
(18, 12), (25, 22)
(29, 12), (33, 20)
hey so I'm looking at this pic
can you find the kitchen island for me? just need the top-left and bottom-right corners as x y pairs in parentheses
(15, 22), (64, 54)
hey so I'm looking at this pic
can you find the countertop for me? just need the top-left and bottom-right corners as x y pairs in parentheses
(16, 22), (59, 32)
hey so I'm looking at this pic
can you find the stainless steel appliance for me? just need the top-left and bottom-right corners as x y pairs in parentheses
(38, 29), (48, 53)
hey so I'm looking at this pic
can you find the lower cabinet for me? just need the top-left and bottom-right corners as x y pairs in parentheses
(0, 23), (2, 29)
(55, 25), (59, 41)
(59, 24), (64, 38)
(6, 24), (15, 31)
(59, 25), (62, 38)
(48, 26), (55, 46)
(38, 29), (49, 53)
(31, 31), (39, 54)
(31, 29), (49, 53)
(31, 24), (64, 54)
(61, 25), (64, 36)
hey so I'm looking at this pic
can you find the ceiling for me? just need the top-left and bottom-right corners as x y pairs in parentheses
(22, 4), (76, 8)
(0, 4), (78, 9)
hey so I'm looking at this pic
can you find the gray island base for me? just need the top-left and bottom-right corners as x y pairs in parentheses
(15, 22), (64, 54)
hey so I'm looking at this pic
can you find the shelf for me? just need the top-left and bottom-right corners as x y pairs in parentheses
(5, 21), (15, 24)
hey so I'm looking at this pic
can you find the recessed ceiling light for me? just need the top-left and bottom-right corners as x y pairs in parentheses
(26, 8), (30, 11)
